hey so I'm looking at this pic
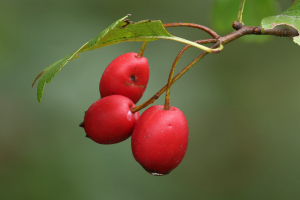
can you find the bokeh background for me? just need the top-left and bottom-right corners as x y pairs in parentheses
(1, 0), (300, 199)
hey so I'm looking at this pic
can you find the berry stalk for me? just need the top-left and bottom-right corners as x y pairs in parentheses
(138, 41), (148, 58)
(238, 0), (246, 25)
(163, 23), (220, 39)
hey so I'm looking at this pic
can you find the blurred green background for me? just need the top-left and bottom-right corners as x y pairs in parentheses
(1, 0), (300, 199)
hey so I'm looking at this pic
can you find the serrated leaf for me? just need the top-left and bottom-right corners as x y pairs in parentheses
(33, 44), (86, 103)
(33, 15), (172, 102)
(261, 0), (300, 45)
(212, 0), (279, 42)
(33, 15), (222, 102)
(84, 18), (172, 51)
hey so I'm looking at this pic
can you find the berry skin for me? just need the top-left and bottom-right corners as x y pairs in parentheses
(131, 105), (189, 176)
(82, 95), (139, 144)
(100, 52), (149, 104)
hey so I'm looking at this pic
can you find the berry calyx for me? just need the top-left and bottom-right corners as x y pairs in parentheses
(100, 52), (149, 104)
(131, 105), (189, 176)
(82, 95), (139, 144)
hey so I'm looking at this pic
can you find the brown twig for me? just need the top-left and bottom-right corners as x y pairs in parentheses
(232, 21), (299, 38)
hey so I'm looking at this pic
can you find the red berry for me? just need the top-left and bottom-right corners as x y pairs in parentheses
(131, 105), (189, 176)
(82, 95), (139, 144)
(99, 52), (149, 104)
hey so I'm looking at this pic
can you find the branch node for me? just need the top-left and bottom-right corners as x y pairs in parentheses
(232, 21), (243, 30)
(253, 27), (262, 35)
(153, 94), (159, 99)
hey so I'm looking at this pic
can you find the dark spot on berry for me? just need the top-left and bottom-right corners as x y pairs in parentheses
(130, 75), (136, 83)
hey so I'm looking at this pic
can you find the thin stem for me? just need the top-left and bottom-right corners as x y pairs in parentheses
(138, 41), (148, 57)
(163, 23), (220, 39)
(164, 60), (176, 110)
(238, 0), (246, 25)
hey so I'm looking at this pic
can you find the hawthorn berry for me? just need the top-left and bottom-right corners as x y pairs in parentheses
(81, 95), (139, 144)
(131, 105), (189, 176)
(99, 52), (149, 104)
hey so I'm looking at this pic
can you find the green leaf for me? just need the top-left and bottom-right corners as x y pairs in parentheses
(33, 46), (84, 103)
(83, 18), (172, 51)
(33, 15), (171, 102)
(212, 0), (279, 42)
(261, 0), (300, 45)
(33, 15), (223, 102)
(32, 15), (171, 103)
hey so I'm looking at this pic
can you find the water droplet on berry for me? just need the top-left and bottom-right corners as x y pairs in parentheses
(151, 172), (165, 176)
(143, 167), (168, 176)
(127, 110), (132, 121)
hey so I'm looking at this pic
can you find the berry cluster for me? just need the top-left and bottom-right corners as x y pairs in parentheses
(31, 4), (298, 177)
(80, 52), (189, 176)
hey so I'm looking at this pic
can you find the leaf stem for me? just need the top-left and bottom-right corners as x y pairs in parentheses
(163, 57), (176, 110)
(138, 42), (148, 57)
(238, 0), (246, 25)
